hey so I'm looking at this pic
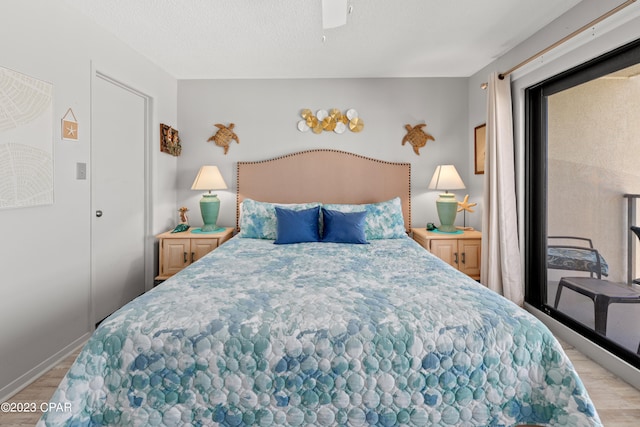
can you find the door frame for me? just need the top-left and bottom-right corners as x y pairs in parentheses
(90, 65), (154, 329)
(524, 38), (640, 368)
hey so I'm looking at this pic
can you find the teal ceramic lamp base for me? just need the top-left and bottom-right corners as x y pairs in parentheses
(435, 193), (459, 233)
(199, 194), (225, 233)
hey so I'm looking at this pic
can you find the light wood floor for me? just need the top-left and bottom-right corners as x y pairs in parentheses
(560, 340), (640, 426)
(0, 347), (80, 427)
(1, 341), (639, 427)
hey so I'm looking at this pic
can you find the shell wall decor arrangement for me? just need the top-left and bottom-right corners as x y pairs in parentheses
(402, 123), (435, 155)
(208, 123), (239, 155)
(297, 108), (364, 134)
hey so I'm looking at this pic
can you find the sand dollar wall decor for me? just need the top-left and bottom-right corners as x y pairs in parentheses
(297, 108), (363, 134)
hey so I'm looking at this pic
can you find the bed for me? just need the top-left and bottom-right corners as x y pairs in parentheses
(38, 150), (601, 427)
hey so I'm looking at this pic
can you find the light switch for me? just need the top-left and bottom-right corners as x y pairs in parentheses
(76, 162), (87, 180)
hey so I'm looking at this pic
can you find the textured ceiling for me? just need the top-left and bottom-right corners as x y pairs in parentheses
(62, 0), (583, 79)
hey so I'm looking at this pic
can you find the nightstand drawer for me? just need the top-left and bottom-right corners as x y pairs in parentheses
(412, 228), (482, 280)
(156, 227), (233, 281)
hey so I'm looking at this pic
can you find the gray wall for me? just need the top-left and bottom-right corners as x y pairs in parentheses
(0, 0), (178, 399)
(176, 78), (483, 231)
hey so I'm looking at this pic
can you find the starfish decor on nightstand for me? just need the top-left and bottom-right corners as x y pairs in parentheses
(457, 194), (477, 228)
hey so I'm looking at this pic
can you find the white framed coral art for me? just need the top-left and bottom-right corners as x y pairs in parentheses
(0, 66), (54, 208)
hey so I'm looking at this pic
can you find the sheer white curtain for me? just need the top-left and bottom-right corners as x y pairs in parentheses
(481, 72), (524, 306)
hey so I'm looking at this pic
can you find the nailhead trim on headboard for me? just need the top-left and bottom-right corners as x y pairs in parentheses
(236, 149), (411, 232)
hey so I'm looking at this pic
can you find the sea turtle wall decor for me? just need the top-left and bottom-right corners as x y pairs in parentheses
(208, 123), (239, 155)
(402, 123), (435, 155)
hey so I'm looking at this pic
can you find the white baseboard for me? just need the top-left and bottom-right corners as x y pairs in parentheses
(0, 333), (90, 403)
(525, 303), (640, 390)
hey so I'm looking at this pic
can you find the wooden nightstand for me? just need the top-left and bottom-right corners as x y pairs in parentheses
(155, 227), (234, 282)
(412, 228), (482, 280)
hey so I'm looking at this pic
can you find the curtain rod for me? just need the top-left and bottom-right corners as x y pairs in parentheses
(480, 0), (636, 87)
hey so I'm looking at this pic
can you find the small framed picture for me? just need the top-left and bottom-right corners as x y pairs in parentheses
(160, 124), (181, 156)
(62, 108), (79, 141)
(474, 123), (486, 174)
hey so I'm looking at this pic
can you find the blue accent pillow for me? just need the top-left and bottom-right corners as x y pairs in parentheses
(274, 206), (320, 244)
(321, 208), (368, 244)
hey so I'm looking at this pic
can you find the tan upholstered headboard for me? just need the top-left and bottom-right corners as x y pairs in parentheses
(237, 149), (411, 232)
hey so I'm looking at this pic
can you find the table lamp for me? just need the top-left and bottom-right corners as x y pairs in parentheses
(428, 165), (465, 232)
(191, 165), (227, 233)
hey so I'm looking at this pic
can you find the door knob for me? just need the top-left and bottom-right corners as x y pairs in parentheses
(96, 210), (103, 217)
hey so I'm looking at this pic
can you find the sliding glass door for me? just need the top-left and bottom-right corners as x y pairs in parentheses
(526, 38), (640, 368)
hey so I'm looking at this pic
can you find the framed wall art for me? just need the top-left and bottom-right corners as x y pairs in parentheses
(474, 123), (486, 175)
(0, 66), (53, 208)
(61, 108), (78, 140)
(160, 123), (181, 156)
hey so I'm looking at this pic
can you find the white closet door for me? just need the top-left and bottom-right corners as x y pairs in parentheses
(91, 74), (147, 325)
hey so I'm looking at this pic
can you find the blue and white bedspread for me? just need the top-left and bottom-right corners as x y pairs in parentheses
(39, 236), (601, 426)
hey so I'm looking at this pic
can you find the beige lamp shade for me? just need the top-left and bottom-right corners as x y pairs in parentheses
(428, 165), (465, 191)
(191, 166), (228, 193)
